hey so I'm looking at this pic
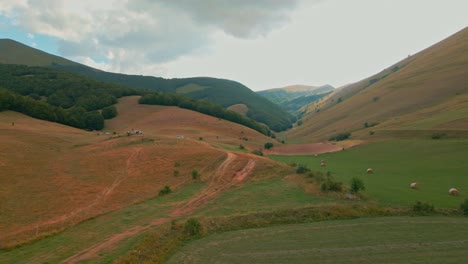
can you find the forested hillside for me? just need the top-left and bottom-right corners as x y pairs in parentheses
(0, 39), (294, 132)
(0, 64), (270, 135)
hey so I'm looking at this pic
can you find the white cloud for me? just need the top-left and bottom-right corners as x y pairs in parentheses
(27, 32), (33, 39)
(0, 0), (303, 76)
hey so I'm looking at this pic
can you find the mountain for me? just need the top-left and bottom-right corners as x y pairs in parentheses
(257, 84), (334, 115)
(287, 27), (468, 142)
(0, 39), (294, 131)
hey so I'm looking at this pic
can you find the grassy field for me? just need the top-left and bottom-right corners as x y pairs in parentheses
(271, 139), (468, 208)
(0, 182), (205, 264)
(167, 216), (468, 264)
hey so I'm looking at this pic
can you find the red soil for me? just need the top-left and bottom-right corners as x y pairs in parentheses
(264, 142), (343, 156)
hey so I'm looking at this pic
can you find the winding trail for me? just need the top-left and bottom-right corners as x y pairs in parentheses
(61, 151), (256, 264)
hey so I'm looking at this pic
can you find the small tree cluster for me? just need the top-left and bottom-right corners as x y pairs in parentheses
(191, 169), (200, 180)
(264, 142), (274, 150)
(158, 185), (172, 196)
(413, 201), (435, 214)
(350, 178), (365, 193)
(296, 164), (310, 174)
(329, 132), (351, 141)
(321, 177), (343, 192)
(251, 150), (263, 156)
(460, 199), (468, 216)
(184, 218), (202, 236)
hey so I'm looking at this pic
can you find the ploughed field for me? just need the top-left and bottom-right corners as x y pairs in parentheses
(167, 216), (468, 264)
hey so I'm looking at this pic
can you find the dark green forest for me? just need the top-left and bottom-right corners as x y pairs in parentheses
(51, 64), (295, 131)
(0, 64), (270, 134)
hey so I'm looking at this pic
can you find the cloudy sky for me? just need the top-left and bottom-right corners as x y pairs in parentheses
(0, 0), (467, 91)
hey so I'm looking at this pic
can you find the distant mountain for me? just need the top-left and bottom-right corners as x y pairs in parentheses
(257, 84), (334, 115)
(0, 39), (295, 131)
(287, 27), (468, 142)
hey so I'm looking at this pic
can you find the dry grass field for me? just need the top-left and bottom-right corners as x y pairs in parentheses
(0, 96), (283, 250)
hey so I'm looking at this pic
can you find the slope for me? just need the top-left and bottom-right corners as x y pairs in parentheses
(258, 84), (334, 115)
(0, 96), (281, 248)
(0, 39), (294, 131)
(288, 27), (468, 142)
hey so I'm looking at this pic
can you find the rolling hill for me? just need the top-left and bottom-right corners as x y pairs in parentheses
(0, 39), (294, 131)
(257, 84), (334, 115)
(287, 27), (468, 142)
(0, 96), (285, 248)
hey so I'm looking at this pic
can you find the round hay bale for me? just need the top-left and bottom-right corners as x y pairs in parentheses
(410, 182), (419, 189)
(320, 162), (326, 167)
(367, 168), (373, 174)
(314, 154), (318, 157)
(449, 188), (459, 196)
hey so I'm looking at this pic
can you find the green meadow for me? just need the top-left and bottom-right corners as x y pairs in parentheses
(167, 216), (468, 264)
(271, 139), (468, 208)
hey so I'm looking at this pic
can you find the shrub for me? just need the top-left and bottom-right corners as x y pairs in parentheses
(373, 96), (380, 102)
(329, 132), (351, 141)
(191, 169), (200, 180)
(296, 164), (310, 174)
(264, 142), (274, 150)
(306, 171), (324, 182)
(239, 144), (245, 150)
(431, 133), (447, 139)
(251, 150), (263, 156)
(173, 170), (179, 177)
(184, 218), (201, 236)
(321, 177), (343, 192)
(297, 120), (303, 126)
(369, 131), (375, 135)
(158, 185), (172, 196)
(350, 177), (365, 193)
(198, 137), (203, 141)
(174, 161), (181, 167)
(413, 201), (435, 213)
(460, 199), (468, 216)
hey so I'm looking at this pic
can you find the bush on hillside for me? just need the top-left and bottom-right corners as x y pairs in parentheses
(191, 170), (200, 180)
(158, 186), (172, 196)
(329, 132), (351, 141)
(350, 177), (365, 193)
(184, 218), (202, 237)
(460, 199), (468, 216)
(251, 150), (263, 156)
(413, 201), (435, 214)
(321, 177), (343, 192)
(296, 164), (310, 174)
(264, 142), (274, 150)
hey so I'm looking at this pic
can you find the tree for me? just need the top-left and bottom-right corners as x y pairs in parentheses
(102, 105), (118, 119)
(83, 111), (104, 130)
(264, 142), (274, 149)
(184, 218), (201, 236)
(350, 177), (365, 193)
(191, 169), (200, 180)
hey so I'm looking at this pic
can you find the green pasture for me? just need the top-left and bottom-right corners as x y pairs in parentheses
(167, 216), (468, 264)
(195, 177), (337, 217)
(271, 139), (468, 208)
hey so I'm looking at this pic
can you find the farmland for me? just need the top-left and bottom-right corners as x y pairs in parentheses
(271, 139), (468, 208)
(167, 216), (468, 264)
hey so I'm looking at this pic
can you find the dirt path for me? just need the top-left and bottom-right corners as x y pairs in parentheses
(61, 152), (256, 263)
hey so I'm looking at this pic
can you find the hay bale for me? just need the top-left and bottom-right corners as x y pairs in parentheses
(320, 162), (326, 167)
(321, 160), (325, 163)
(410, 182), (419, 189)
(449, 188), (459, 196)
(367, 168), (373, 174)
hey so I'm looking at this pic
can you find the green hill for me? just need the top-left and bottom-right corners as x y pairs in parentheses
(0, 39), (294, 131)
(258, 84), (334, 115)
(287, 27), (468, 142)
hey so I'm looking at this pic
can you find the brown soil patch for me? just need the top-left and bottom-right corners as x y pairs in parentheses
(264, 143), (343, 156)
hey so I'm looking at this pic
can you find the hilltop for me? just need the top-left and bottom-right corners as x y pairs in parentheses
(287, 27), (468, 142)
(258, 84), (334, 115)
(0, 39), (294, 131)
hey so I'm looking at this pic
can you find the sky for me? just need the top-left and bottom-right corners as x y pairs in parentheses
(0, 0), (467, 91)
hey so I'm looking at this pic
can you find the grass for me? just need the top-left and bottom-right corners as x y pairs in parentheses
(195, 177), (337, 216)
(167, 216), (468, 264)
(0, 183), (205, 263)
(271, 139), (468, 208)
